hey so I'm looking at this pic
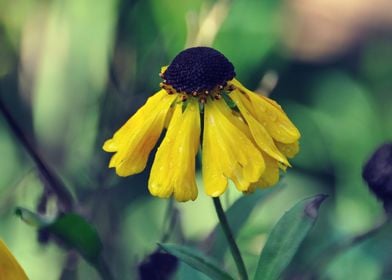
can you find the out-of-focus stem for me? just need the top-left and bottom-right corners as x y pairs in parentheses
(0, 97), (74, 211)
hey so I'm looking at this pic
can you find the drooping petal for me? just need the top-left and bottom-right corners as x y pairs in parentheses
(103, 90), (177, 176)
(248, 153), (280, 192)
(230, 91), (290, 166)
(0, 240), (28, 280)
(276, 141), (300, 158)
(229, 79), (301, 144)
(149, 100), (200, 202)
(202, 100), (265, 195)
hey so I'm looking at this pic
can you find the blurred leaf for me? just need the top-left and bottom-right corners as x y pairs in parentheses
(15, 207), (52, 227)
(159, 243), (233, 280)
(15, 209), (103, 265)
(208, 186), (280, 261)
(46, 213), (103, 263)
(287, 104), (333, 172)
(214, 0), (282, 79)
(309, 72), (382, 230)
(150, 0), (203, 55)
(254, 194), (327, 280)
(309, 72), (382, 177)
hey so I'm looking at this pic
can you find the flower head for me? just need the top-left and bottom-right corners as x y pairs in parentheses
(162, 47), (235, 97)
(103, 47), (301, 202)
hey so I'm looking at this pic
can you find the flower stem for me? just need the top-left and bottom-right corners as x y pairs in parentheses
(161, 198), (176, 242)
(0, 97), (74, 211)
(213, 197), (248, 280)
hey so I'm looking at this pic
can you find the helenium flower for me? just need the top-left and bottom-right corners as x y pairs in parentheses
(103, 47), (301, 202)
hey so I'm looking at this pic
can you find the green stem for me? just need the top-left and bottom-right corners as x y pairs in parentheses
(213, 197), (248, 280)
(161, 198), (176, 243)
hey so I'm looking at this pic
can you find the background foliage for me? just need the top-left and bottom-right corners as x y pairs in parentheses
(0, 0), (391, 279)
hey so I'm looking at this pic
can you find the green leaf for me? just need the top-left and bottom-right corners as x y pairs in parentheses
(15, 208), (103, 265)
(254, 194), (328, 280)
(45, 213), (103, 263)
(15, 207), (53, 227)
(207, 186), (280, 261)
(159, 243), (234, 280)
(176, 263), (211, 280)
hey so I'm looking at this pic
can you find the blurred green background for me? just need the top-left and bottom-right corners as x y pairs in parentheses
(0, 0), (391, 279)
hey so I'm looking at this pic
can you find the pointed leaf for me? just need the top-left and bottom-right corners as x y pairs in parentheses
(159, 243), (234, 280)
(254, 194), (328, 280)
(176, 263), (211, 280)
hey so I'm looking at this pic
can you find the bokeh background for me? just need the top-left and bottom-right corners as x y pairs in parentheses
(0, 0), (391, 279)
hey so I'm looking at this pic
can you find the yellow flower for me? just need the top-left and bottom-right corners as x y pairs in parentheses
(103, 47), (300, 202)
(0, 239), (28, 280)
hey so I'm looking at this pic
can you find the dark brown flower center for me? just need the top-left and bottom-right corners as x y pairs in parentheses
(161, 47), (236, 96)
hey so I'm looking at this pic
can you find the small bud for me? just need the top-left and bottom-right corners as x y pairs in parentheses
(362, 142), (392, 213)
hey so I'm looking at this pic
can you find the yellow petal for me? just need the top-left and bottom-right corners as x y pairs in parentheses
(149, 100), (200, 202)
(230, 91), (289, 166)
(201, 113), (227, 196)
(248, 154), (280, 192)
(229, 79), (301, 144)
(160, 65), (168, 74)
(103, 90), (177, 176)
(164, 106), (175, 129)
(276, 141), (300, 158)
(0, 240), (28, 280)
(202, 100), (265, 195)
